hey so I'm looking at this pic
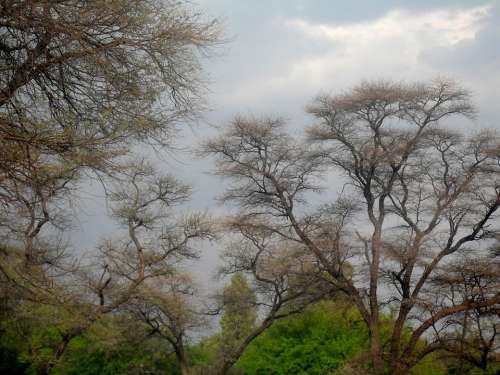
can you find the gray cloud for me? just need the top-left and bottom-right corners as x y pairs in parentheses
(419, 1), (500, 127)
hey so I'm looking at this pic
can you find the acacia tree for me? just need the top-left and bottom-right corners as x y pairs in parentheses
(87, 160), (213, 313)
(0, 1), (220, 366)
(203, 79), (500, 374)
(31, 161), (215, 372)
(0, 2), (221, 371)
(0, 149), (78, 263)
(0, 0), (221, 264)
(219, 273), (257, 362)
(126, 273), (204, 375)
(426, 255), (500, 373)
(210, 210), (338, 374)
(307, 79), (500, 374)
(1, 0), (220, 150)
(0, 154), (80, 334)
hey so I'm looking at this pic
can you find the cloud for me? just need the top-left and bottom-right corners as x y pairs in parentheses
(287, 5), (490, 46)
(215, 4), (492, 111)
(287, 5), (491, 84)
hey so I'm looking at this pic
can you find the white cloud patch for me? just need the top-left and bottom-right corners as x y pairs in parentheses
(211, 4), (493, 123)
(287, 6), (490, 46)
(280, 5), (491, 86)
(291, 5), (490, 81)
(220, 4), (492, 108)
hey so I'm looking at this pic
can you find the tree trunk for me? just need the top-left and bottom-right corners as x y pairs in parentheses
(369, 224), (385, 375)
(369, 323), (385, 375)
(179, 361), (191, 375)
(176, 347), (190, 375)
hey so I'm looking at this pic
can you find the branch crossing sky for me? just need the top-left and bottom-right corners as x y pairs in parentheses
(73, 1), (500, 282)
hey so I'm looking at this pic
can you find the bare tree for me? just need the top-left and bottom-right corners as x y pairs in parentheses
(211, 211), (339, 373)
(203, 79), (500, 374)
(126, 273), (204, 375)
(0, 0), (221, 223)
(0, 1), (222, 322)
(0, 2), (221, 371)
(424, 255), (500, 373)
(87, 159), (214, 310)
(33, 161), (215, 372)
(0, 0), (221, 152)
(0, 146), (78, 262)
(0, 148), (80, 327)
(307, 79), (500, 374)
(0, 0), (221, 264)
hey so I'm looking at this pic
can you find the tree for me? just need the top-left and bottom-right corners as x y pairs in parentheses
(20, 161), (215, 372)
(1, 0), (220, 151)
(426, 254), (500, 373)
(126, 274), (204, 375)
(0, 1), (222, 373)
(306, 79), (500, 374)
(88, 161), (212, 308)
(203, 79), (500, 374)
(210, 207), (337, 374)
(0, 0), (221, 264)
(219, 273), (257, 365)
(0, 151), (78, 263)
(0, 299), (176, 375)
(237, 301), (372, 375)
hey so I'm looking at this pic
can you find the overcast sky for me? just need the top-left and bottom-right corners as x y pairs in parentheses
(72, 0), (500, 284)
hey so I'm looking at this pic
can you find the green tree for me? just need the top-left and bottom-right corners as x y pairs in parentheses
(237, 302), (450, 375)
(220, 273), (257, 366)
(237, 302), (369, 374)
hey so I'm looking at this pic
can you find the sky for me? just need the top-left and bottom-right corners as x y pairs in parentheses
(71, 0), (500, 286)
(197, 0), (499, 124)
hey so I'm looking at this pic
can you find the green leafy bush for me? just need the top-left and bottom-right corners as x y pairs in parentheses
(236, 302), (370, 374)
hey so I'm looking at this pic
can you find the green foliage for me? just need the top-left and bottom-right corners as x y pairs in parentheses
(0, 302), (175, 375)
(52, 340), (131, 375)
(0, 342), (29, 374)
(441, 356), (500, 375)
(0, 303), (75, 374)
(51, 315), (177, 375)
(236, 301), (370, 374)
(0, 297), (494, 374)
(411, 353), (448, 375)
(188, 335), (223, 374)
(51, 335), (176, 375)
(221, 273), (257, 340)
(220, 273), (257, 358)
